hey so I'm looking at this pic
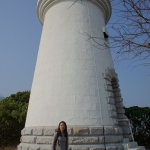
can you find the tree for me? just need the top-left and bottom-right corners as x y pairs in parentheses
(0, 91), (30, 146)
(125, 106), (150, 149)
(109, 0), (150, 68)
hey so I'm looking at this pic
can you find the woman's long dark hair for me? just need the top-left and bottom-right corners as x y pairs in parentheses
(57, 121), (68, 137)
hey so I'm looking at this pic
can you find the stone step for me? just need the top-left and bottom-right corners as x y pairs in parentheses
(128, 146), (146, 150)
(137, 146), (146, 150)
(122, 142), (137, 149)
(128, 142), (138, 148)
(128, 148), (139, 150)
(123, 138), (129, 143)
(124, 146), (146, 150)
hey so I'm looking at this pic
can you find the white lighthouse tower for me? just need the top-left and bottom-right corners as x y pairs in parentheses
(18, 0), (145, 150)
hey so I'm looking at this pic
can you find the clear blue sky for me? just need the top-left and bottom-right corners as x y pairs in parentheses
(0, 1), (149, 107)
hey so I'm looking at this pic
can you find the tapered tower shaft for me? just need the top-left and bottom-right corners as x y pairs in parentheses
(26, 0), (113, 127)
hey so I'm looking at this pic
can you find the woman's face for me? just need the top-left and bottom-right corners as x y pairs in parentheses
(59, 122), (65, 132)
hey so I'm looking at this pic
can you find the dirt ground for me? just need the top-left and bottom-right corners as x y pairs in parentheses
(0, 147), (17, 150)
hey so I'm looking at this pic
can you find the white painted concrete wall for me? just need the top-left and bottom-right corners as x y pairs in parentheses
(25, 0), (113, 127)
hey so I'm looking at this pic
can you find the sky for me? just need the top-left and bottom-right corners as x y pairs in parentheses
(0, 1), (149, 107)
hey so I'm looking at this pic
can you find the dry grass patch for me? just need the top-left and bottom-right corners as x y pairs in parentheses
(0, 147), (17, 150)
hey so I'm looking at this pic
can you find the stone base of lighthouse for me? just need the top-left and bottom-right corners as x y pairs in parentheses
(18, 125), (124, 150)
(18, 125), (146, 150)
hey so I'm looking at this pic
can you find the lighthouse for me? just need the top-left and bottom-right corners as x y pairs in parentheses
(18, 0), (145, 150)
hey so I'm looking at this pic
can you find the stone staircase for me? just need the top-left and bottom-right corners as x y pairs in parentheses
(122, 138), (146, 150)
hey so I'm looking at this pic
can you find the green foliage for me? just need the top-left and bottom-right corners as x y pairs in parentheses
(125, 106), (150, 148)
(0, 91), (30, 146)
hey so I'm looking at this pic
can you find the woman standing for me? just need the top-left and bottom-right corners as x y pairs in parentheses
(52, 121), (68, 150)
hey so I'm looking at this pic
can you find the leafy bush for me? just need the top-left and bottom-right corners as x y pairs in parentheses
(0, 91), (30, 146)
